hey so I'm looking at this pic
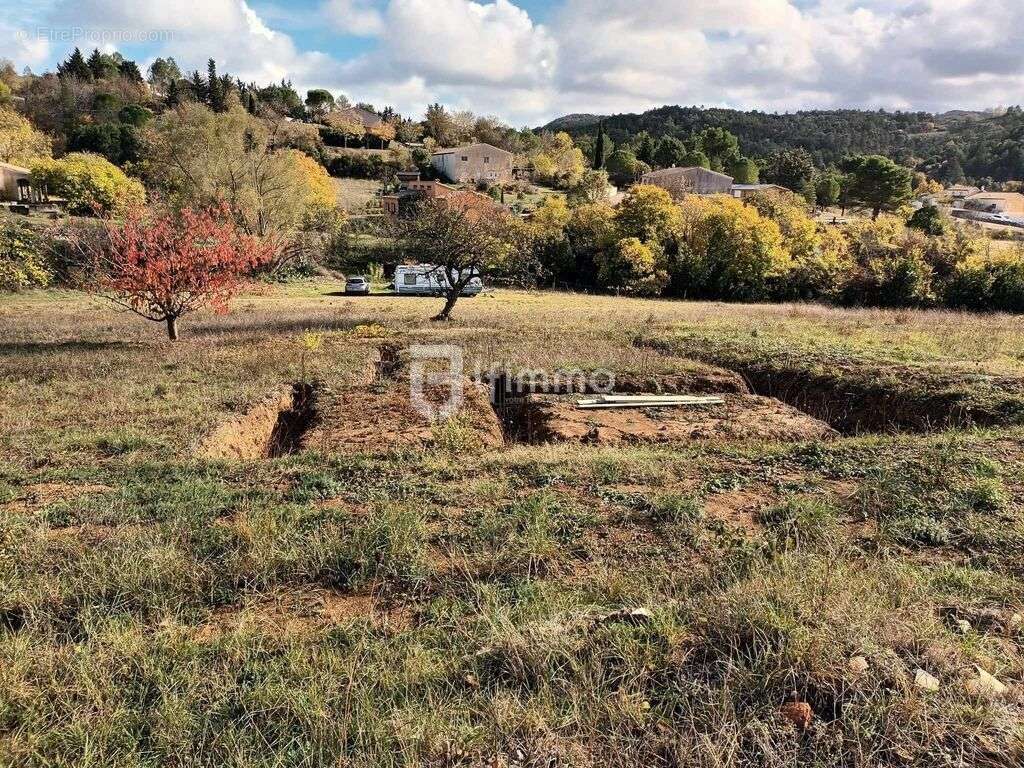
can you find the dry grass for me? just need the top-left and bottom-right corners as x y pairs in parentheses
(1, 283), (1023, 766)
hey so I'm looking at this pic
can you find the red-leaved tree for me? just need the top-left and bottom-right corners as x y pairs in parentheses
(94, 205), (275, 340)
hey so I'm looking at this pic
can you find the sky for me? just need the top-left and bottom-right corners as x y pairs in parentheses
(2, 0), (1022, 126)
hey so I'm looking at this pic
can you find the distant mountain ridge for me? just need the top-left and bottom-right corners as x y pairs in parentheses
(541, 113), (608, 132)
(539, 104), (1024, 183)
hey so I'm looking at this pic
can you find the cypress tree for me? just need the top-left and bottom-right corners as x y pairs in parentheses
(593, 121), (606, 170)
(207, 59), (222, 111)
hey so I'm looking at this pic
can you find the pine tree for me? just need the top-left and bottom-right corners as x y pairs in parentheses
(58, 48), (93, 81)
(86, 48), (105, 80)
(593, 121), (606, 170)
(219, 74), (233, 110)
(189, 71), (207, 104)
(119, 59), (143, 82)
(166, 79), (180, 108)
(207, 59), (222, 111)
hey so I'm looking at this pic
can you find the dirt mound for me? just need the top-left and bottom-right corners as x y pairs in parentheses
(304, 377), (504, 453)
(610, 368), (747, 395)
(521, 393), (837, 445)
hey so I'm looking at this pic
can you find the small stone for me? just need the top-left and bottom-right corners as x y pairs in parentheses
(955, 619), (972, 634)
(848, 656), (869, 674)
(601, 607), (654, 625)
(1006, 613), (1022, 634)
(914, 669), (940, 692)
(779, 701), (813, 730)
(965, 667), (1007, 700)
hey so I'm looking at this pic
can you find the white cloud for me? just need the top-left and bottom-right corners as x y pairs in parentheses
(322, 0), (385, 36)
(46, 0), (329, 86)
(0, 21), (50, 71)
(8, 0), (1024, 125)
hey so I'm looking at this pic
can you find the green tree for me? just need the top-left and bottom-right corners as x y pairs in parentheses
(680, 149), (710, 169)
(696, 127), (740, 171)
(730, 157), (759, 184)
(148, 57), (182, 90)
(58, 48), (93, 81)
(593, 121), (606, 169)
(634, 131), (656, 166)
(604, 149), (641, 186)
(763, 148), (815, 192)
(843, 155), (913, 219)
(305, 89), (335, 121)
(653, 136), (687, 169)
(119, 60), (143, 82)
(207, 59), (224, 112)
(815, 169), (842, 207)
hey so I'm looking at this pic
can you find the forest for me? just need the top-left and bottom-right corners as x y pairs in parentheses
(548, 105), (1024, 185)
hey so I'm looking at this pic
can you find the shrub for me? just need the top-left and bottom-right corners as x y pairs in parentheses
(0, 216), (51, 291)
(947, 251), (1024, 313)
(30, 153), (145, 215)
(596, 237), (668, 296)
(907, 204), (948, 236)
(675, 195), (789, 300)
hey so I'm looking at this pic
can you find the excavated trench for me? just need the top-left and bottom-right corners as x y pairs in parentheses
(199, 383), (320, 460)
(203, 352), (951, 459)
(722, 365), (1024, 435)
(480, 369), (837, 445)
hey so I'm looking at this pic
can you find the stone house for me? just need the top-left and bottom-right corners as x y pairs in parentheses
(431, 143), (513, 184)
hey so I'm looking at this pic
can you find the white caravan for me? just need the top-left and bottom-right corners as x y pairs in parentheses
(393, 264), (483, 297)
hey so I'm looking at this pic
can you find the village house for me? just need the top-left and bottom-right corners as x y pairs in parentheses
(963, 191), (1024, 215)
(382, 171), (501, 219)
(0, 161), (33, 203)
(640, 166), (791, 201)
(430, 143), (513, 184)
(331, 106), (382, 129)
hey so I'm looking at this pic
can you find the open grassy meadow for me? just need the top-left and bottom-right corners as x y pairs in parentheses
(2, 284), (1023, 767)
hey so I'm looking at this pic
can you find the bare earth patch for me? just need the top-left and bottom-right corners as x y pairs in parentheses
(0, 482), (112, 513)
(305, 378), (504, 453)
(522, 393), (838, 445)
(198, 387), (296, 460)
(193, 587), (413, 641)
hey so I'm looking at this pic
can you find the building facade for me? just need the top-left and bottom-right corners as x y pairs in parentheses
(0, 162), (32, 203)
(640, 166), (734, 197)
(431, 143), (513, 184)
(964, 191), (1024, 215)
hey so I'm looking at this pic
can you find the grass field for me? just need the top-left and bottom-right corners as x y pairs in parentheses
(1, 284), (1023, 766)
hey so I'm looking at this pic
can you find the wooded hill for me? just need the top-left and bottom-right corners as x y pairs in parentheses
(544, 105), (1024, 184)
